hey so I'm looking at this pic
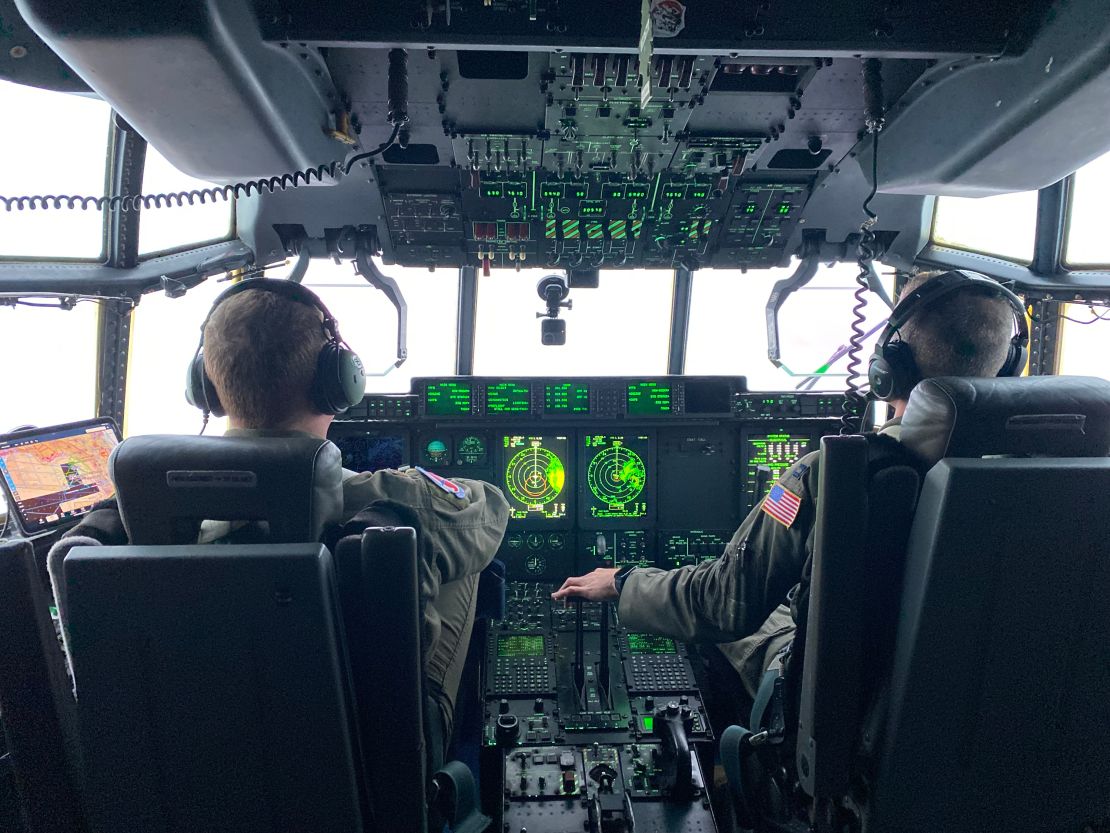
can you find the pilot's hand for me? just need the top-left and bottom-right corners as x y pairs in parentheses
(551, 568), (620, 602)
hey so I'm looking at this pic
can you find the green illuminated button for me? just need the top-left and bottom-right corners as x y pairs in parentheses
(641, 716), (654, 732)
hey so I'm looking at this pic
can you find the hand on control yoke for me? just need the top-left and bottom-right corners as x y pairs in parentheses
(551, 568), (620, 602)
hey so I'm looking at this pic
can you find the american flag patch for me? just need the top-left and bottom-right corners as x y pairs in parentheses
(762, 484), (802, 528)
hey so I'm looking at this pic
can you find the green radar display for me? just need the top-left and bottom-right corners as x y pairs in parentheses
(503, 435), (568, 521)
(584, 435), (650, 521)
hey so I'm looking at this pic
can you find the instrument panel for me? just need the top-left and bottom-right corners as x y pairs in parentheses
(330, 376), (839, 581)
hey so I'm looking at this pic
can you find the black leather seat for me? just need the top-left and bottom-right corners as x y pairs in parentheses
(726, 375), (1110, 833)
(55, 434), (479, 833)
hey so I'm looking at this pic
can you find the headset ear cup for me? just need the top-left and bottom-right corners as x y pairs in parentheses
(185, 351), (225, 417)
(312, 343), (367, 415)
(869, 340), (918, 401)
(336, 348), (367, 411)
(868, 350), (896, 401)
(998, 338), (1028, 378)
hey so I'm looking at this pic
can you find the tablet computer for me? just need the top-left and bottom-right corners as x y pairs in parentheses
(0, 418), (122, 535)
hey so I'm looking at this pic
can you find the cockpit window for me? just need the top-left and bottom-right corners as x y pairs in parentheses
(0, 303), (98, 430)
(685, 262), (894, 391)
(0, 80), (111, 259)
(1065, 149), (1110, 267)
(137, 145), (235, 257)
(1058, 303), (1110, 381)
(300, 259), (459, 392)
(473, 268), (674, 376)
(932, 190), (1038, 263)
(125, 278), (230, 436)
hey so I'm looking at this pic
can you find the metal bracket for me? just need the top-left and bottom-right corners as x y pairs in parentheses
(350, 233), (409, 371)
(765, 255), (819, 368)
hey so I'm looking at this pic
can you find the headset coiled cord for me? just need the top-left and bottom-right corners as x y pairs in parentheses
(0, 124), (400, 213)
(841, 58), (884, 435)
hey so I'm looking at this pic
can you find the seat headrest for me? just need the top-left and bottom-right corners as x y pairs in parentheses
(899, 376), (1110, 469)
(110, 435), (345, 545)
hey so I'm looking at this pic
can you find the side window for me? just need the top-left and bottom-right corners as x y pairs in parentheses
(1058, 304), (1110, 380)
(473, 268), (674, 375)
(932, 190), (1038, 263)
(0, 80), (112, 259)
(0, 305), (100, 430)
(685, 262), (894, 390)
(1065, 150), (1110, 267)
(138, 145), (235, 257)
(125, 280), (230, 436)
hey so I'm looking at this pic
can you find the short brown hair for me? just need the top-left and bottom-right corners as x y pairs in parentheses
(896, 271), (1019, 380)
(203, 288), (327, 427)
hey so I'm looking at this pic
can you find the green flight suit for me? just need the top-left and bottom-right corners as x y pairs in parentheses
(618, 422), (901, 697)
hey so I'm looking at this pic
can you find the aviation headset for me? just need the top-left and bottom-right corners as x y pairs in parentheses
(185, 278), (367, 417)
(868, 270), (1029, 401)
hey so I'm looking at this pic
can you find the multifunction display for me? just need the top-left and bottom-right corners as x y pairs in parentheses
(626, 381), (672, 415)
(581, 434), (650, 523)
(503, 434), (570, 521)
(425, 381), (473, 416)
(544, 381), (590, 415)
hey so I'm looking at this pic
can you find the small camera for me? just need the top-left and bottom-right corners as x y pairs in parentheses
(540, 317), (567, 346)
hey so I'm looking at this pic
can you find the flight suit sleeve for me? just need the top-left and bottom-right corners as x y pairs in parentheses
(617, 451), (820, 643)
(341, 468), (511, 604)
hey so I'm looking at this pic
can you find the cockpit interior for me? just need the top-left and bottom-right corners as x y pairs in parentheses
(1, 1), (1109, 832)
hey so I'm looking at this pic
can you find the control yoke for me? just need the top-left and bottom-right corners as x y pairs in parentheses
(351, 235), (409, 373)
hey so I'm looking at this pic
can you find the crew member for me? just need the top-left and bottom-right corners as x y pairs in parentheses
(198, 279), (510, 754)
(552, 270), (1025, 696)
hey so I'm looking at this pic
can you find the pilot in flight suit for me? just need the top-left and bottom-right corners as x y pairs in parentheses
(554, 269), (1025, 700)
(617, 422), (901, 699)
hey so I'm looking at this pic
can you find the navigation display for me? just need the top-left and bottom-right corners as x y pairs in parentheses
(425, 381), (473, 416)
(744, 432), (812, 510)
(334, 435), (404, 473)
(544, 381), (590, 414)
(502, 434), (569, 522)
(627, 381), (672, 415)
(581, 434), (650, 523)
(486, 381), (532, 414)
(0, 419), (120, 533)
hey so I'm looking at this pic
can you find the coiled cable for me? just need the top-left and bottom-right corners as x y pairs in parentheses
(841, 58), (884, 434)
(0, 124), (399, 213)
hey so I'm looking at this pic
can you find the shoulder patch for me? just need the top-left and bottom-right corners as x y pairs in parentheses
(762, 483), (802, 528)
(414, 466), (468, 499)
(789, 462), (810, 481)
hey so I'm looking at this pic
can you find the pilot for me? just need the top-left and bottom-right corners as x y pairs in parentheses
(198, 280), (510, 760)
(553, 270), (1023, 698)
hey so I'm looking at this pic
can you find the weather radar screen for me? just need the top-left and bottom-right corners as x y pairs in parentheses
(583, 434), (650, 522)
(503, 435), (569, 521)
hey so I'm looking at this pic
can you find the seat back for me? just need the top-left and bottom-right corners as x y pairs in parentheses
(109, 434), (345, 544)
(869, 456), (1110, 832)
(0, 539), (85, 833)
(796, 435), (922, 802)
(62, 433), (371, 832)
(332, 519), (428, 833)
(66, 542), (368, 833)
